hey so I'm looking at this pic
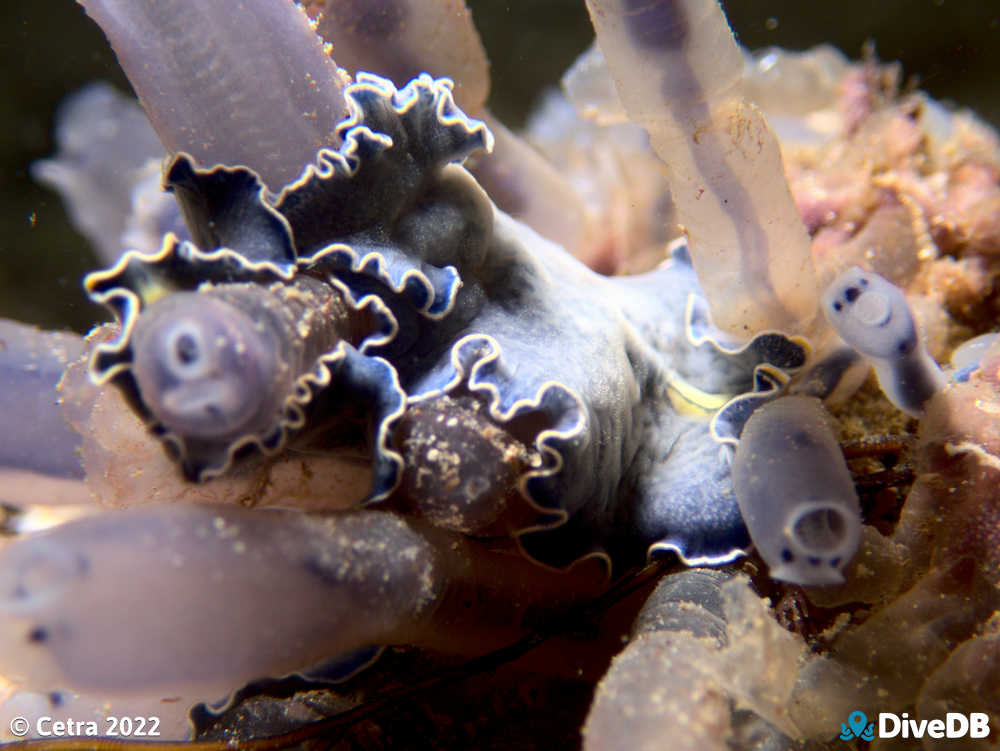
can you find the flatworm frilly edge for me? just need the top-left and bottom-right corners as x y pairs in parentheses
(85, 73), (490, 489)
(80, 71), (810, 574)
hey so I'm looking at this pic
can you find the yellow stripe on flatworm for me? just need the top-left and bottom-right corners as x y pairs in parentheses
(134, 277), (173, 306)
(665, 372), (730, 418)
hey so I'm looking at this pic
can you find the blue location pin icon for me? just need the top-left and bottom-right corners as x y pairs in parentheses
(848, 711), (868, 738)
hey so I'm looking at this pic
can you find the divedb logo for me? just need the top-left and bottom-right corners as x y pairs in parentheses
(840, 710), (991, 741)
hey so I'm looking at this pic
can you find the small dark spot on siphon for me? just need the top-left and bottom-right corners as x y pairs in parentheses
(897, 338), (914, 355)
(302, 556), (343, 589)
(27, 626), (49, 644)
(781, 548), (794, 563)
(175, 333), (200, 365)
(833, 301), (842, 312)
(74, 553), (90, 576)
(859, 278), (868, 287)
(844, 286), (860, 303)
(790, 430), (813, 448)
(808, 556), (821, 566)
(622, 0), (688, 50)
(49, 692), (64, 708)
(830, 557), (842, 567)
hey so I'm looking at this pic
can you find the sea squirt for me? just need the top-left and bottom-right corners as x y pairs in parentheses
(732, 395), (861, 586)
(583, 0), (821, 337)
(822, 266), (946, 417)
(73, 0), (349, 188)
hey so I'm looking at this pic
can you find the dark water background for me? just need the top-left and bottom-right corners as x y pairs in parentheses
(2, 0), (998, 332)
